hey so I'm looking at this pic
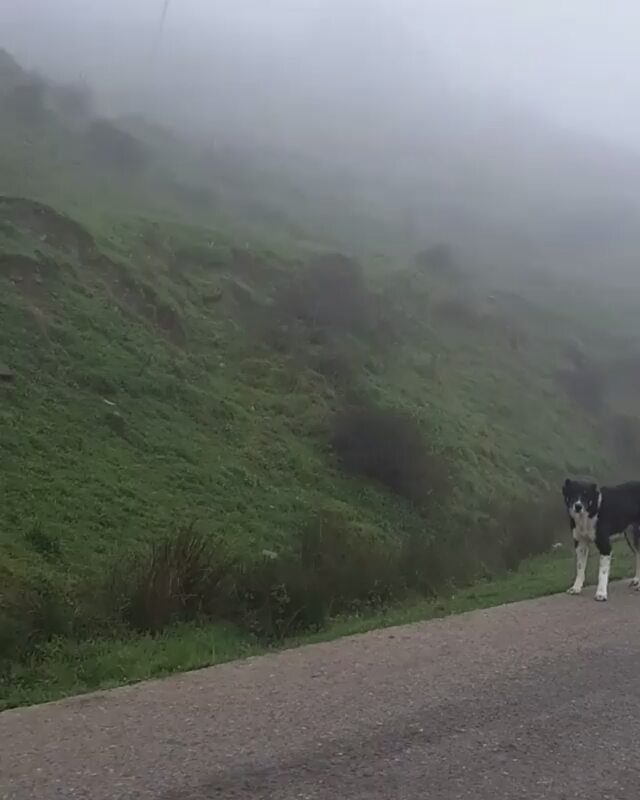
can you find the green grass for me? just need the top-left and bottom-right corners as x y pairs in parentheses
(2, 52), (640, 711)
(2, 199), (608, 576)
(2, 545), (633, 711)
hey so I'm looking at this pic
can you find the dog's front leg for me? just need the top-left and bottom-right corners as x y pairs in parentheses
(594, 528), (612, 602)
(567, 540), (588, 595)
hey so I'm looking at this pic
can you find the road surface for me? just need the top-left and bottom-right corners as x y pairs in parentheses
(2, 582), (640, 799)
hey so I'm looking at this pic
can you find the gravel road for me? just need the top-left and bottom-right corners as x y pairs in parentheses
(2, 582), (640, 800)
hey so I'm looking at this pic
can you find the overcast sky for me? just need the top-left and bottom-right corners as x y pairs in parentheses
(2, 0), (640, 150)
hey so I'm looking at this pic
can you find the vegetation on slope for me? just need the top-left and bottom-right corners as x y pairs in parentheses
(2, 50), (640, 707)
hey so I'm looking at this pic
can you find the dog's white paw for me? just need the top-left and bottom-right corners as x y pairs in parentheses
(594, 592), (608, 602)
(566, 586), (582, 595)
(630, 578), (640, 590)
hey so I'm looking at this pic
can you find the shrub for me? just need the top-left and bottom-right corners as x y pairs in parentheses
(299, 517), (401, 607)
(492, 493), (565, 572)
(116, 524), (231, 633)
(433, 296), (484, 330)
(555, 363), (605, 415)
(332, 404), (448, 507)
(230, 553), (328, 639)
(0, 570), (74, 671)
(308, 342), (371, 400)
(415, 244), (459, 279)
(312, 349), (358, 388)
(229, 514), (403, 639)
(606, 414), (640, 466)
(1, 487), (566, 671)
(109, 515), (405, 641)
(275, 253), (372, 336)
(397, 529), (496, 597)
(24, 526), (62, 561)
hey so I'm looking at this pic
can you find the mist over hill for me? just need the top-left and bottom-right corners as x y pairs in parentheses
(3, 1), (640, 284)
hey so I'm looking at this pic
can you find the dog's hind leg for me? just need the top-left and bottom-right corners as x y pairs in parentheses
(567, 540), (588, 595)
(595, 552), (611, 601)
(630, 524), (640, 590)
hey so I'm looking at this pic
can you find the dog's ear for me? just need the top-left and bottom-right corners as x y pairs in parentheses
(590, 482), (599, 495)
(562, 478), (571, 493)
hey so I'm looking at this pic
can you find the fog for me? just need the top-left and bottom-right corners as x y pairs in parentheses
(2, 1), (640, 280)
(4, 1), (640, 146)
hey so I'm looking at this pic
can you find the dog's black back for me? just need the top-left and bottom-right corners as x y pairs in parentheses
(599, 481), (640, 536)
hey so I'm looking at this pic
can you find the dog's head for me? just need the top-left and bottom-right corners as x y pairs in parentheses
(562, 478), (600, 518)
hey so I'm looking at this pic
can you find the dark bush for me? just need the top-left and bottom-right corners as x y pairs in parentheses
(309, 344), (368, 398)
(230, 553), (329, 639)
(432, 292), (527, 352)
(415, 244), (459, 279)
(275, 253), (371, 336)
(332, 404), (448, 507)
(24, 526), (62, 561)
(497, 494), (565, 572)
(229, 514), (403, 639)
(228, 495), (563, 640)
(87, 120), (149, 172)
(0, 571), (74, 670)
(433, 296), (484, 330)
(111, 516), (404, 641)
(2, 486), (567, 670)
(606, 414), (640, 466)
(117, 524), (231, 633)
(312, 349), (356, 387)
(398, 532), (452, 597)
(555, 363), (605, 415)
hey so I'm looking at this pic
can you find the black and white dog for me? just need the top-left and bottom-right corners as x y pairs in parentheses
(562, 479), (640, 601)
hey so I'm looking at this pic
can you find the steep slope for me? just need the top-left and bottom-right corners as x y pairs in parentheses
(3, 51), (640, 704)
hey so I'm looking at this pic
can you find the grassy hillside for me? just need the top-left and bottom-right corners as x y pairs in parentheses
(2, 51), (640, 707)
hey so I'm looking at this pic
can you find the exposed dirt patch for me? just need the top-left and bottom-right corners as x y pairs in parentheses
(0, 197), (95, 257)
(96, 257), (186, 346)
(0, 197), (186, 346)
(0, 363), (15, 383)
(25, 302), (52, 336)
(0, 253), (59, 303)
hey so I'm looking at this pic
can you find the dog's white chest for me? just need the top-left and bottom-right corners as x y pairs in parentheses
(572, 512), (597, 543)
